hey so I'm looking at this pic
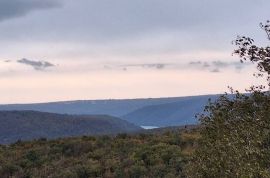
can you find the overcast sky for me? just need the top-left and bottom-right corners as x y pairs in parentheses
(0, 0), (269, 104)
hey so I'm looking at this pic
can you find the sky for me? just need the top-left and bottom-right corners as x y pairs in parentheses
(0, 0), (269, 104)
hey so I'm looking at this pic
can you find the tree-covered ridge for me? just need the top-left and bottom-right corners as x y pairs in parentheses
(0, 111), (142, 144)
(0, 129), (199, 178)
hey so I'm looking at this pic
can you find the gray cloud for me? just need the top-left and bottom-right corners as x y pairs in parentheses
(120, 63), (168, 70)
(60, 0), (268, 39)
(188, 61), (249, 73)
(143, 64), (166, 69)
(0, 0), (61, 22)
(0, 0), (269, 71)
(136, 64), (165, 69)
(115, 60), (250, 73)
(17, 58), (55, 71)
(0, 0), (268, 45)
(211, 69), (221, 73)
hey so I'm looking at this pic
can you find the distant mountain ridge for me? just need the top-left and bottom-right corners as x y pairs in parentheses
(0, 111), (142, 144)
(0, 97), (203, 116)
(0, 94), (221, 127)
(123, 95), (219, 127)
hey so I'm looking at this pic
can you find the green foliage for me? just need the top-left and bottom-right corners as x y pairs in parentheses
(234, 20), (270, 84)
(0, 129), (195, 178)
(186, 21), (270, 178)
(186, 92), (270, 177)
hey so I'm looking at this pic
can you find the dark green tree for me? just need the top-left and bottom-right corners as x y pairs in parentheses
(186, 21), (270, 178)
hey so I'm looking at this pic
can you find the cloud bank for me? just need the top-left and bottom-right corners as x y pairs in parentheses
(17, 58), (55, 71)
(108, 60), (251, 73)
(188, 61), (249, 73)
(0, 0), (61, 22)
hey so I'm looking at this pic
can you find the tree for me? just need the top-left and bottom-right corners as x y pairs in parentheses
(185, 21), (270, 178)
(234, 20), (270, 85)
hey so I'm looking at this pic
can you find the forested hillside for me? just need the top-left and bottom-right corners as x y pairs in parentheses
(0, 111), (142, 144)
(0, 129), (199, 178)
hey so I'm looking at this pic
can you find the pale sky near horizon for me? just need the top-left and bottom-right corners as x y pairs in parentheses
(0, 0), (269, 104)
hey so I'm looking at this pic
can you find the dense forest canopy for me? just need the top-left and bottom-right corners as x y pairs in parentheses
(0, 129), (198, 178)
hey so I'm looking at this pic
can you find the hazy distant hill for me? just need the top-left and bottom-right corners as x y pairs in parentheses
(123, 95), (219, 127)
(0, 111), (142, 144)
(0, 95), (221, 127)
(0, 97), (198, 116)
